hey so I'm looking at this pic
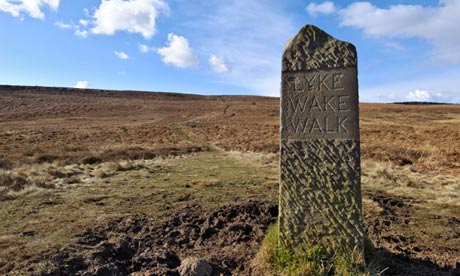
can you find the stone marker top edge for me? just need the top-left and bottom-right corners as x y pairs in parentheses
(282, 25), (357, 72)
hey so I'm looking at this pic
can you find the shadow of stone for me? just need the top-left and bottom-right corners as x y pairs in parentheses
(377, 248), (460, 276)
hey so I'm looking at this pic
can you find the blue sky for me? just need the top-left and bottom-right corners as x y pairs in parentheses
(0, 0), (459, 103)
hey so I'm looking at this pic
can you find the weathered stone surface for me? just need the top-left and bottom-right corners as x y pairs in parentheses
(279, 25), (364, 256)
(282, 25), (357, 72)
(178, 257), (213, 276)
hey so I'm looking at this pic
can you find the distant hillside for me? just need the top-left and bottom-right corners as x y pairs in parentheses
(0, 84), (210, 100)
(392, 101), (454, 105)
(0, 84), (275, 100)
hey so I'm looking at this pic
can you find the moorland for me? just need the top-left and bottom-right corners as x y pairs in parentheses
(0, 85), (459, 275)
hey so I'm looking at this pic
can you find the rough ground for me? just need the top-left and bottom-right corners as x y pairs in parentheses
(0, 85), (459, 275)
(35, 202), (277, 276)
(14, 199), (459, 276)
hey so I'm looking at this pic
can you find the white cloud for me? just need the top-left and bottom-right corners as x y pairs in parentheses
(306, 1), (336, 17)
(209, 55), (231, 73)
(89, 0), (169, 39)
(359, 66), (460, 103)
(75, 81), (88, 89)
(406, 89), (431, 102)
(54, 17), (90, 38)
(0, 0), (59, 20)
(55, 21), (72, 29)
(384, 41), (404, 51)
(114, 51), (129, 60)
(404, 89), (451, 102)
(157, 33), (198, 68)
(0, 1), (21, 17)
(79, 19), (89, 26)
(139, 44), (149, 53)
(75, 29), (88, 38)
(339, 0), (460, 63)
(138, 43), (154, 53)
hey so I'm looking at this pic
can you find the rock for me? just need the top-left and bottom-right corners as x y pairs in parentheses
(178, 257), (212, 276)
(279, 24), (364, 256)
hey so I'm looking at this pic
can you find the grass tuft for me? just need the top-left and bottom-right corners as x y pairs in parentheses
(255, 223), (378, 276)
(114, 161), (147, 172)
(0, 157), (13, 170)
(81, 156), (103, 165)
(0, 172), (29, 191)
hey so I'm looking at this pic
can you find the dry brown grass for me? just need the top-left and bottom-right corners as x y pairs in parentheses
(1, 87), (459, 175)
(0, 86), (459, 274)
(360, 104), (460, 175)
(362, 160), (460, 212)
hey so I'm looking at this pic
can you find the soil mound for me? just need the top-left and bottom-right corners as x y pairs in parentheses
(38, 201), (277, 276)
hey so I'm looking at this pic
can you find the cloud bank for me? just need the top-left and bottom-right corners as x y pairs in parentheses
(406, 89), (433, 102)
(338, 0), (460, 63)
(359, 66), (460, 103)
(75, 81), (88, 89)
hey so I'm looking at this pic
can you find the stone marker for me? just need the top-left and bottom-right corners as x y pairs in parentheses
(279, 25), (364, 256)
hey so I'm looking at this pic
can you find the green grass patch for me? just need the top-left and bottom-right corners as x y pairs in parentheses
(255, 223), (379, 276)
